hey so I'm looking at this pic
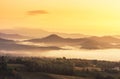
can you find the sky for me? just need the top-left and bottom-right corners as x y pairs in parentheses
(0, 0), (120, 35)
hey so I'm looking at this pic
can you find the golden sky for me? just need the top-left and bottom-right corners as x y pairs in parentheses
(0, 0), (120, 35)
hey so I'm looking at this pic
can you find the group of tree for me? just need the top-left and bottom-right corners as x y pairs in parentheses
(0, 56), (22, 79)
(24, 57), (74, 75)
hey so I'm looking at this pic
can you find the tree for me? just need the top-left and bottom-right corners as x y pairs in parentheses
(0, 56), (7, 71)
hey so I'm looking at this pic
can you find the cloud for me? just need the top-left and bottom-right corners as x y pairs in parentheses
(27, 10), (48, 15)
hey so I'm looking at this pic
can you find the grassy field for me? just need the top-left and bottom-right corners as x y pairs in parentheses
(20, 72), (91, 79)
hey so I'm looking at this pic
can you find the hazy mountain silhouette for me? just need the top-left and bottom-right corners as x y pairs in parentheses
(42, 34), (64, 40)
(27, 34), (67, 43)
(0, 28), (89, 38)
(0, 32), (29, 39)
(80, 39), (112, 49)
(0, 38), (14, 43)
(26, 34), (85, 46)
(1, 27), (120, 50)
(27, 34), (120, 49)
(0, 37), (62, 51)
(89, 36), (120, 43)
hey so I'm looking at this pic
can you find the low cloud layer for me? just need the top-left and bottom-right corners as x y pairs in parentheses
(27, 10), (48, 15)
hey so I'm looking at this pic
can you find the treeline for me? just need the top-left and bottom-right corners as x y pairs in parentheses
(24, 58), (74, 75)
(0, 56), (120, 79)
(0, 56), (74, 75)
(70, 59), (120, 70)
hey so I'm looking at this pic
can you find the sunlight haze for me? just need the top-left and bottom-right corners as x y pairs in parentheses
(0, 0), (120, 35)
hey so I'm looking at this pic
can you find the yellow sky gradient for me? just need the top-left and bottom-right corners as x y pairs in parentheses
(0, 0), (120, 35)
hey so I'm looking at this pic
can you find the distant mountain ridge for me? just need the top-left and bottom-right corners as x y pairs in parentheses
(0, 32), (29, 39)
(0, 28), (90, 38)
(0, 37), (62, 51)
(27, 34), (80, 43)
(31, 34), (67, 42)
(27, 34), (120, 49)
(0, 37), (14, 43)
(42, 34), (64, 40)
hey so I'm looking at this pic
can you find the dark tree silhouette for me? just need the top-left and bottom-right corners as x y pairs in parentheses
(0, 56), (7, 71)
